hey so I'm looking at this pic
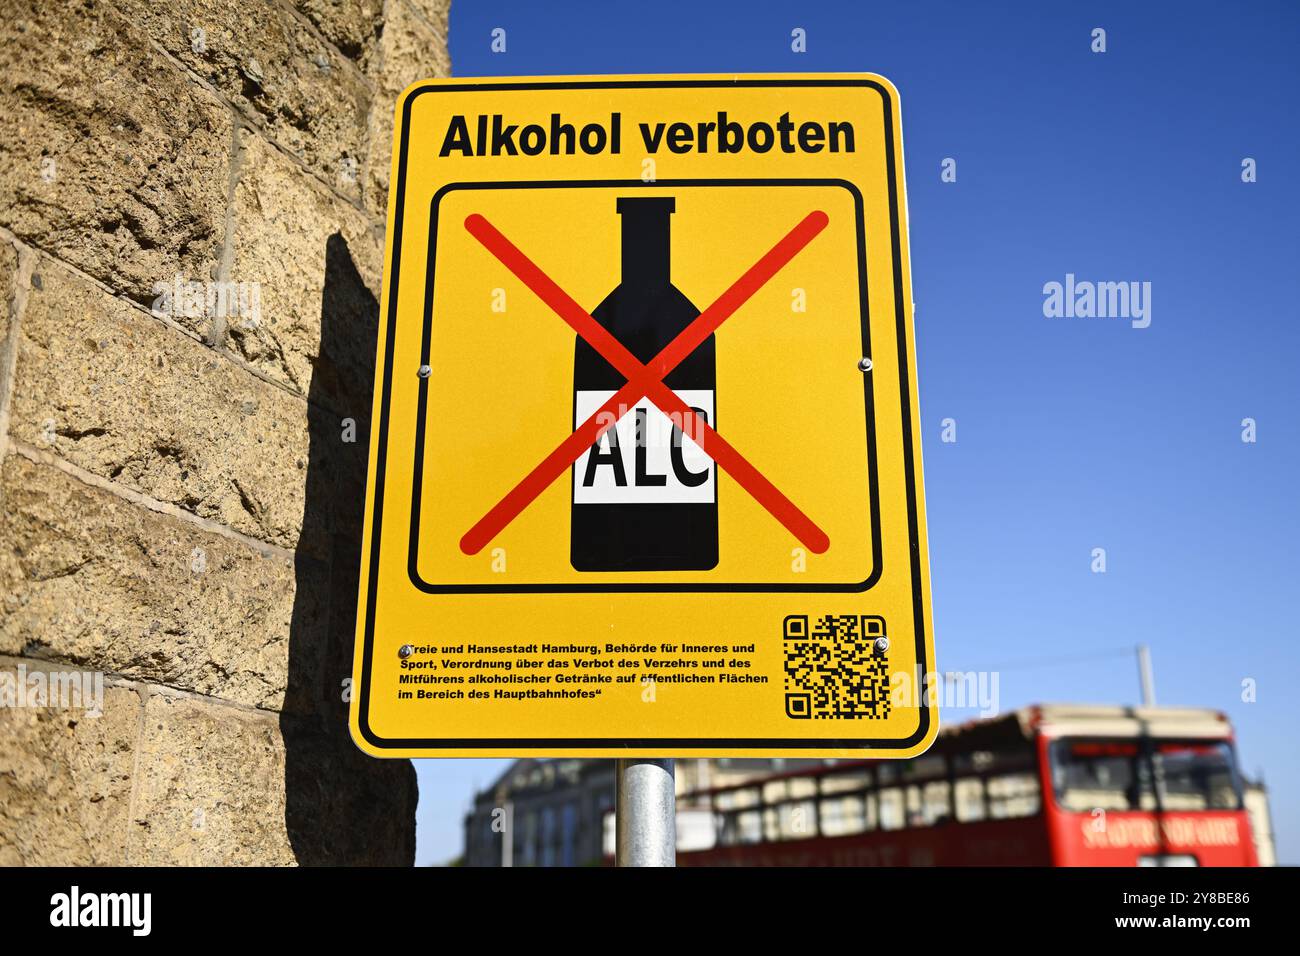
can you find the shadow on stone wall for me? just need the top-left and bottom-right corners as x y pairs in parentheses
(281, 232), (418, 865)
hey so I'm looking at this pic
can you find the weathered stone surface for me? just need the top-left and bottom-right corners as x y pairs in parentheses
(0, 0), (435, 870)
(8, 261), (334, 553)
(130, 694), (416, 865)
(0, 0), (231, 319)
(226, 134), (382, 412)
(118, 0), (371, 203)
(0, 666), (139, 866)
(0, 455), (330, 713)
(0, 238), (17, 378)
(362, 0), (451, 218)
(294, 0), (386, 65)
(129, 692), (295, 865)
(403, 0), (452, 38)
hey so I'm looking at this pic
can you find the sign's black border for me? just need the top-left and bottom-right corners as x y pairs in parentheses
(408, 179), (880, 593)
(357, 78), (932, 751)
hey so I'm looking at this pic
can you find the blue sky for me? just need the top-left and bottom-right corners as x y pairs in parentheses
(411, 0), (1300, 865)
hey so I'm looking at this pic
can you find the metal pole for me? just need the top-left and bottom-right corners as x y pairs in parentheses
(1137, 644), (1156, 707)
(615, 758), (676, 866)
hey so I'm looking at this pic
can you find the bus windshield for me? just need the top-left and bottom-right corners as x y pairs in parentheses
(1050, 739), (1241, 813)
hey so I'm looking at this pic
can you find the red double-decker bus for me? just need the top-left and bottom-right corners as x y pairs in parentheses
(676, 705), (1260, 867)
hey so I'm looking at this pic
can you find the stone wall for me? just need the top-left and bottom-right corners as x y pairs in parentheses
(0, 0), (450, 865)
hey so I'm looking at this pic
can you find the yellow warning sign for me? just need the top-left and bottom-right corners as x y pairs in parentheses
(350, 75), (937, 758)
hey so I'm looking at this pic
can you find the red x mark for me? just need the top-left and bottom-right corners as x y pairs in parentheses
(459, 208), (831, 557)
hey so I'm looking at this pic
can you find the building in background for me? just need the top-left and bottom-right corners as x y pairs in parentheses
(462, 756), (827, 866)
(1245, 781), (1276, 867)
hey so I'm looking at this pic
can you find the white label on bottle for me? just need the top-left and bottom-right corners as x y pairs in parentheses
(572, 389), (716, 505)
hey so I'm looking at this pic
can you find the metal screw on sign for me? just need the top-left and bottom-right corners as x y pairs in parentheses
(858, 357), (873, 372)
(875, 636), (890, 653)
(398, 644), (415, 658)
(417, 365), (431, 379)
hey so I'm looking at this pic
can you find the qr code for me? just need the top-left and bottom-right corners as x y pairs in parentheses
(783, 615), (890, 720)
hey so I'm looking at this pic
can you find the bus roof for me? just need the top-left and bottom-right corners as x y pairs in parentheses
(1024, 703), (1232, 741)
(680, 704), (1234, 799)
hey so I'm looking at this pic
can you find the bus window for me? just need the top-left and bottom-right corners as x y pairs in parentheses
(762, 779), (789, 813)
(715, 785), (764, 846)
(900, 782), (950, 827)
(953, 777), (985, 822)
(922, 780), (952, 825)
(1051, 739), (1242, 813)
(878, 787), (905, 830)
(1153, 742), (1241, 811)
(820, 766), (872, 795)
(762, 804), (781, 842)
(904, 785), (923, 826)
(772, 799), (818, 840)
(864, 790), (879, 831)
(986, 772), (1041, 818)
(789, 776), (818, 799)
(734, 808), (763, 844)
(819, 793), (868, 836)
(1052, 741), (1140, 812)
(716, 786), (757, 812)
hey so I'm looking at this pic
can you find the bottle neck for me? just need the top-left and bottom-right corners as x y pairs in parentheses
(617, 198), (675, 286)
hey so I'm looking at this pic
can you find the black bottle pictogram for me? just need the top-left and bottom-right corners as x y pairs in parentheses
(571, 197), (718, 571)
